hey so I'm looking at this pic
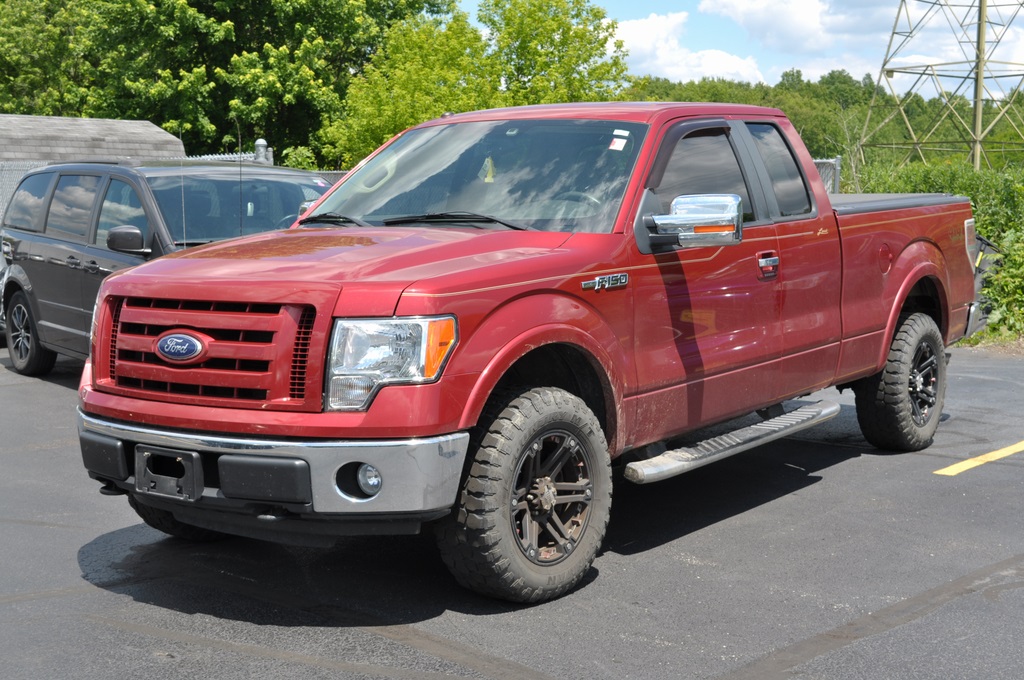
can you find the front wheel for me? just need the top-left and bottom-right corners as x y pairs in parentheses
(854, 313), (947, 451)
(435, 387), (612, 603)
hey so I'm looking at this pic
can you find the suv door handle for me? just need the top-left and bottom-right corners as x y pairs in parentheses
(65, 255), (82, 269)
(83, 260), (101, 274)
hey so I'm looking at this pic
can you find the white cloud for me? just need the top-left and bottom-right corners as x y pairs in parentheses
(697, 0), (832, 52)
(616, 12), (766, 83)
(610, 0), (1024, 90)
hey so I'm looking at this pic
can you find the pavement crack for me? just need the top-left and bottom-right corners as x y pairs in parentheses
(712, 554), (1024, 680)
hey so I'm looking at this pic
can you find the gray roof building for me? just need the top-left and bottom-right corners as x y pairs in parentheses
(0, 114), (185, 161)
(0, 115), (188, 211)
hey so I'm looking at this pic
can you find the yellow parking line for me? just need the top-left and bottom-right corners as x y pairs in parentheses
(934, 440), (1024, 476)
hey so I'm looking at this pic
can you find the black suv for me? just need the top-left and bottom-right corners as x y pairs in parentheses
(1, 161), (329, 375)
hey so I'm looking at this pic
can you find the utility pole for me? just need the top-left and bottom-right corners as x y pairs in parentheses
(973, 0), (988, 169)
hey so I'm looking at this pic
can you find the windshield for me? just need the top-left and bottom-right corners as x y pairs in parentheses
(312, 119), (648, 233)
(149, 173), (329, 245)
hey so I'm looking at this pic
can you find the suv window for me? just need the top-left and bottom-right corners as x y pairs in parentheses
(746, 123), (811, 217)
(46, 174), (101, 240)
(652, 128), (754, 223)
(3, 172), (54, 232)
(97, 179), (149, 247)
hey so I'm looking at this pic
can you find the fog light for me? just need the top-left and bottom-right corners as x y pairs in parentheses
(356, 464), (382, 497)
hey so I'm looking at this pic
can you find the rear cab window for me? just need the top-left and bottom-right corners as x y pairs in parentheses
(745, 123), (812, 217)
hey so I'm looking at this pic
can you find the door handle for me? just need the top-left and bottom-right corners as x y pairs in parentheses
(65, 256), (82, 269)
(83, 260), (101, 274)
(756, 251), (780, 279)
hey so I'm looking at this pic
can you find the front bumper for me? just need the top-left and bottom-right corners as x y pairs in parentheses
(78, 409), (469, 539)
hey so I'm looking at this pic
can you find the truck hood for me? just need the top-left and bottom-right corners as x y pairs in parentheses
(109, 227), (574, 315)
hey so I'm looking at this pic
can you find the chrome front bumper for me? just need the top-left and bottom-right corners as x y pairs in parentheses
(78, 409), (469, 515)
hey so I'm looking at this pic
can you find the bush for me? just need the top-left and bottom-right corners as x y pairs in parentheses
(857, 161), (1024, 336)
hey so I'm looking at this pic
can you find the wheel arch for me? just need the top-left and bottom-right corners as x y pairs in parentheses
(451, 297), (628, 457)
(2, 264), (31, 315)
(492, 342), (613, 438)
(462, 336), (622, 456)
(873, 240), (953, 372)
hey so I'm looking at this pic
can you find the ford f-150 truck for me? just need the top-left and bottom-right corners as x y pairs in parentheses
(77, 102), (989, 603)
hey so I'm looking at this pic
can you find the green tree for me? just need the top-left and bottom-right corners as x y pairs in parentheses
(86, 0), (234, 149)
(814, 70), (873, 109)
(327, 0), (630, 167)
(776, 68), (807, 93)
(320, 11), (497, 167)
(0, 0), (95, 115)
(82, 0), (446, 154)
(478, 0), (628, 106)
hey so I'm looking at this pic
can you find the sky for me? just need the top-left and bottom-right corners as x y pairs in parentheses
(459, 0), (1024, 92)
(608, 0), (898, 85)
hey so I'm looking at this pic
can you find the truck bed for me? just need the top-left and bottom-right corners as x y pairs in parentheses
(830, 192), (969, 216)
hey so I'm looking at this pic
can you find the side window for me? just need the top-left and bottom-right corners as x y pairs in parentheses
(746, 123), (811, 217)
(3, 172), (54, 232)
(652, 128), (755, 223)
(45, 174), (101, 240)
(97, 179), (149, 247)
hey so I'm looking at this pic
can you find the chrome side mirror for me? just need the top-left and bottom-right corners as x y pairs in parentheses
(647, 194), (742, 248)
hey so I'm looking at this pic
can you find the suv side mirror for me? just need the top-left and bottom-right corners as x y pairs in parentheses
(107, 225), (151, 256)
(645, 194), (743, 249)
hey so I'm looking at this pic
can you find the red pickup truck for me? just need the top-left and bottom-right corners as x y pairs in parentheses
(77, 102), (988, 602)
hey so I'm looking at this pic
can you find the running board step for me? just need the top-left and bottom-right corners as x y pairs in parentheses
(623, 400), (841, 484)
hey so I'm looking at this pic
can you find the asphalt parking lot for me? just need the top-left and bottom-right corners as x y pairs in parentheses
(1, 345), (1022, 679)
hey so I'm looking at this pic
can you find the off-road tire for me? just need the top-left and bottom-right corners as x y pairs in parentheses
(128, 494), (228, 542)
(5, 290), (57, 376)
(435, 387), (612, 603)
(854, 313), (947, 451)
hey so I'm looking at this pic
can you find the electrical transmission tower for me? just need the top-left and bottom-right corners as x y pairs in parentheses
(859, 0), (1024, 169)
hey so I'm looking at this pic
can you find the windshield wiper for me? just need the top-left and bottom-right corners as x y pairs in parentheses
(174, 239), (216, 247)
(381, 211), (530, 231)
(298, 212), (371, 227)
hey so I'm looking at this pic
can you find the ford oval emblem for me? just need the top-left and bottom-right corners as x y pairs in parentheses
(156, 333), (204, 363)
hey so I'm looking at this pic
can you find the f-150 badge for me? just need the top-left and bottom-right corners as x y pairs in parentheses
(582, 273), (629, 290)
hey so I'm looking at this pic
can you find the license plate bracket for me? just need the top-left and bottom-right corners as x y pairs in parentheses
(135, 445), (204, 502)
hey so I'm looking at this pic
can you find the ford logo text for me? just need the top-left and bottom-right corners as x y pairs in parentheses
(156, 333), (205, 363)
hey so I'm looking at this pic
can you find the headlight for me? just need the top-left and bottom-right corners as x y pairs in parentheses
(326, 316), (457, 411)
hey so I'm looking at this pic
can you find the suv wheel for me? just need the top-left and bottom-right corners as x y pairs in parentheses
(5, 291), (57, 376)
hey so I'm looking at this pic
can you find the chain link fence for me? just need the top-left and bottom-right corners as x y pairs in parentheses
(813, 157), (842, 194)
(0, 161), (49, 215)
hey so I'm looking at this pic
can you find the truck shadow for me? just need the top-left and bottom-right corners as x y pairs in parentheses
(604, 434), (865, 557)
(75, 404), (882, 625)
(77, 524), (505, 626)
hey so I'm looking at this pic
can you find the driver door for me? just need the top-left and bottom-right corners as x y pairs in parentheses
(628, 120), (783, 444)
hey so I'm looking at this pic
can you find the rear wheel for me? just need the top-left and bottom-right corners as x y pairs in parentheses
(128, 494), (228, 542)
(435, 387), (612, 603)
(854, 313), (946, 451)
(5, 291), (56, 376)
